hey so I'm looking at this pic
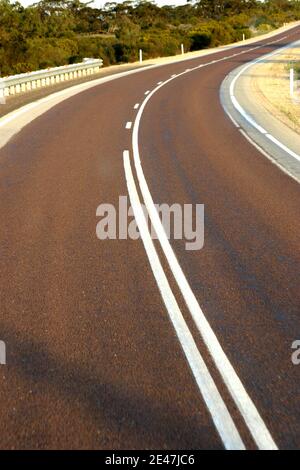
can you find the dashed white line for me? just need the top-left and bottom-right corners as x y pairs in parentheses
(144, 90), (150, 95)
(125, 121), (132, 129)
(134, 103), (140, 109)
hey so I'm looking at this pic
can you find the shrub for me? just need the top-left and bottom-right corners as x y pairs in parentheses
(189, 31), (212, 50)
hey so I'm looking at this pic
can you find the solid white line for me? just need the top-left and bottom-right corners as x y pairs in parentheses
(222, 103), (241, 128)
(266, 132), (300, 163)
(134, 103), (140, 109)
(239, 128), (300, 184)
(130, 49), (279, 450)
(123, 150), (245, 451)
(125, 121), (132, 129)
(230, 95), (267, 134)
(229, 39), (300, 164)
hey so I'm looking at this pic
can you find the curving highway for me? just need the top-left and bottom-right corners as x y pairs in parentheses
(0, 25), (300, 450)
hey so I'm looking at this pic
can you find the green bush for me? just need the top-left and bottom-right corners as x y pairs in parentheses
(190, 31), (212, 50)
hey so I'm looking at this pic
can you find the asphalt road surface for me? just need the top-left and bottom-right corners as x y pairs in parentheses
(0, 26), (299, 450)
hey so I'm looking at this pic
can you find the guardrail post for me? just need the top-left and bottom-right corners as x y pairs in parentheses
(290, 68), (294, 98)
(139, 49), (143, 63)
(0, 78), (5, 104)
(181, 43), (184, 55)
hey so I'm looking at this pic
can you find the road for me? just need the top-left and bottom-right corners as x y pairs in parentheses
(0, 26), (299, 450)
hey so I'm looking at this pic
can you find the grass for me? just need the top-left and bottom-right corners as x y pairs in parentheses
(251, 47), (300, 133)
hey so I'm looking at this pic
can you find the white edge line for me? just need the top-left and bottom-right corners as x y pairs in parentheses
(266, 132), (300, 163)
(239, 129), (300, 184)
(229, 39), (300, 165)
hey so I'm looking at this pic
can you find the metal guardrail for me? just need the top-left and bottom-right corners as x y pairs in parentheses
(0, 58), (103, 100)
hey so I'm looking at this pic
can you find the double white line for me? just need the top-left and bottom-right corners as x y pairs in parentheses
(123, 40), (283, 450)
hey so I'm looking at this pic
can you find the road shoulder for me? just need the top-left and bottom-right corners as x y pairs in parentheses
(220, 40), (300, 182)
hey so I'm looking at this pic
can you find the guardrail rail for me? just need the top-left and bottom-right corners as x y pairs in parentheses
(0, 58), (103, 100)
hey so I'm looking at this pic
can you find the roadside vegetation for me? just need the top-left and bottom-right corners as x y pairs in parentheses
(294, 62), (300, 78)
(0, 0), (300, 76)
(253, 46), (300, 132)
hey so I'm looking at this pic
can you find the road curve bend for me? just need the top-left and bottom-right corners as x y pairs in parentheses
(0, 25), (300, 450)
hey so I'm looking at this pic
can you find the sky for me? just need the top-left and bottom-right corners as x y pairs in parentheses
(18, 0), (189, 7)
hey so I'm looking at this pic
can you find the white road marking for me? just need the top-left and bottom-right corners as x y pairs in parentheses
(266, 132), (300, 163)
(134, 103), (140, 109)
(123, 150), (245, 450)
(0, 24), (292, 447)
(0, 24), (295, 147)
(229, 39), (300, 164)
(145, 90), (150, 95)
(127, 39), (283, 449)
(223, 105), (240, 128)
(125, 121), (132, 129)
(239, 128), (300, 184)
(157, 81), (163, 85)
